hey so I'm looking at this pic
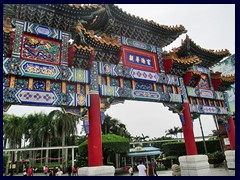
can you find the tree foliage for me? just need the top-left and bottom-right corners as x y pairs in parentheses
(78, 134), (129, 165)
(102, 114), (131, 139)
(165, 126), (183, 138)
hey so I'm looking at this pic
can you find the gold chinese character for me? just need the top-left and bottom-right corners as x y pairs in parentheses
(146, 59), (151, 65)
(141, 58), (146, 64)
(129, 55), (134, 61)
(135, 56), (140, 63)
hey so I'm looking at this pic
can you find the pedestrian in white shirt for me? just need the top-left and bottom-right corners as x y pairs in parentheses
(56, 168), (63, 176)
(137, 160), (147, 176)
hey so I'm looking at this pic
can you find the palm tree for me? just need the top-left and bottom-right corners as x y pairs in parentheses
(3, 114), (24, 174)
(34, 113), (55, 165)
(165, 126), (182, 138)
(23, 113), (44, 166)
(48, 110), (79, 172)
(102, 114), (131, 139)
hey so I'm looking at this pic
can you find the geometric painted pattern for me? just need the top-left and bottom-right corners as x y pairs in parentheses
(24, 22), (62, 40)
(12, 21), (24, 58)
(61, 32), (69, 66)
(193, 65), (210, 74)
(16, 60), (89, 83)
(99, 62), (179, 85)
(215, 91), (224, 100)
(169, 93), (182, 103)
(16, 89), (56, 105)
(19, 60), (60, 79)
(156, 47), (165, 73)
(131, 69), (158, 82)
(132, 90), (161, 101)
(187, 86), (223, 100)
(121, 36), (157, 53)
(179, 77), (189, 103)
(135, 81), (153, 91)
(223, 92), (231, 114)
(33, 80), (45, 90)
(3, 88), (20, 104)
(89, 61), (99, 93)
(199, 89), (213, 99)
(189, 104), (228, 115)
(15, 78), (28, 89)
(67, 93), (90, 107)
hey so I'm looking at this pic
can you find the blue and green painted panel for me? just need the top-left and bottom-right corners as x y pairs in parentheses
(189, 104), (228, 114)
(4, 59), (90, 83)
(24, 22), (62, 40)
(186, 86), (225, 100)
(121, 36), (157, 53)
(12, 21), (24, 58)
(3, 87), (90, 107)
(99, 62), (179, 85)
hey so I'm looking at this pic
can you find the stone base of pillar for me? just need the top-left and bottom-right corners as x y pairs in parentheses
(78, 166), (115, 176)
(225, 150), (235, 170)
(179, 155), (210, 176)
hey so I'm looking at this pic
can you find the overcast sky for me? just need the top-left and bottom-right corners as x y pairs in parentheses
(6, 4), (235, 139)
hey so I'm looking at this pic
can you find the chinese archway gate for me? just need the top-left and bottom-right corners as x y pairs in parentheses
(3, 4), (235, 176)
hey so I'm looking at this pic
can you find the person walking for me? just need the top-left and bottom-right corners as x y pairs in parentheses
(49, 169), (55, 176)
(44, 165), (49, 176)
(72, 166), (77, 176)
(67, 165), (72, 176)
(147, 162), (154, 176)
(56, 168), (63, 176)
(137, 160), (146, 176)
(27, 166), (33, 176)
(128, 165), (134, 176)
(151, 158), (158, 176)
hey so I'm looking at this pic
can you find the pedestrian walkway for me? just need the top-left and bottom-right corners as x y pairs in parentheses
(7, 167), (235, 176)
(116, 167), (235, 176)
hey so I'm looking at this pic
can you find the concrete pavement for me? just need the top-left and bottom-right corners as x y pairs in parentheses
(7, 167), (235, 176)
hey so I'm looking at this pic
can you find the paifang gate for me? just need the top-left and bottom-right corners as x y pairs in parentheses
(3, 4), (235, 174)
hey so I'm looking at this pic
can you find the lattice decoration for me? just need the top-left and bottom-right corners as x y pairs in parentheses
(15, 78), (28, 89)
(33, 79), (45, 90)
(135, 81), (153, 91)
(123, 79), (131, 88)
(89, 61), (99, 92)
(121, 36), (157, 53)
(50, 82), (61, 93)
(24, 22), (62, 40)
(179, 77), (189, 103)
(67, 84), (76, 94)
(156, 47), (165, 73)
(3, 76), (9, 87)
(110, 77), (120, 87)
(12, 20), (24, 58)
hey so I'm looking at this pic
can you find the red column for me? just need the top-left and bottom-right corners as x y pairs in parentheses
(182, 102), (198, 155)
(88, 93), (103, 166)
(227, 116), (235, 150)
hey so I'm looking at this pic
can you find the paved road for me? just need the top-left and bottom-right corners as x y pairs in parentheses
(6, 167), (235, 176)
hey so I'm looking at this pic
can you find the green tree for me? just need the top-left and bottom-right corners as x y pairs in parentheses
(78, 134), (129, 166)
(165, 126), (182, 138)
(151, 136), (175, 151)
(48, 110), (79, 171)
(3, 114), (24, 174)
(102, 115), (131, 139)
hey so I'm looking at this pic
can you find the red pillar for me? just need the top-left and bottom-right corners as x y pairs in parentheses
(226, 116), (235, 150)
(88, 93), (103, 166)
(182, 102), (198, 155)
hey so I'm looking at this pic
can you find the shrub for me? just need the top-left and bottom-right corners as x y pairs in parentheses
(207, 151), (225, 164)
(161, 156), (179, 169)
(162, 139), (222, 157)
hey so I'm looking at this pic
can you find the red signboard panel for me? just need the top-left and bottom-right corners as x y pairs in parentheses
(121, 45), (160, 73)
